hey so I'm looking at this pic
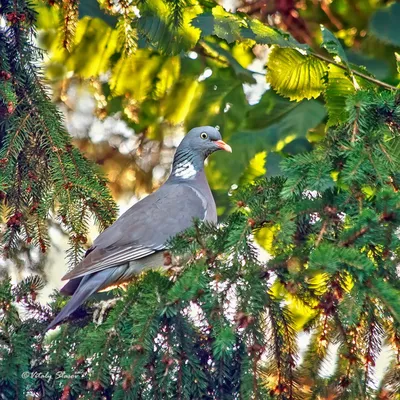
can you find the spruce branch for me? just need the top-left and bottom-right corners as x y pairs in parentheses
(0, 0), (117, 263)
(340, 213), (395, 247)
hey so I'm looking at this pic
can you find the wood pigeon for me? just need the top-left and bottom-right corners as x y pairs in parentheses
(47, 126), (231, 330)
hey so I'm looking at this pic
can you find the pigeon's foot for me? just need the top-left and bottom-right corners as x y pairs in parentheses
(164, 251), (187, 280)
(166, 264), (185, 280)
(92, 298), (119, 325)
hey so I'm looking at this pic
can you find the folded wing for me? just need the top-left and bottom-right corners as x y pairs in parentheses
(62, 183), (207, 280)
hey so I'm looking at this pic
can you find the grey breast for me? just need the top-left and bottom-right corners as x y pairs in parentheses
(185, 170), (217, 224)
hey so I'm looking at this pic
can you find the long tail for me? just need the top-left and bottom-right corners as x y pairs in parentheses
(46, 269), (113, 331)
(46, 258), (155, 331)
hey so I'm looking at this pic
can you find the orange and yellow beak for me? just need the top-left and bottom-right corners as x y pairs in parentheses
(215, 140), (232, 153)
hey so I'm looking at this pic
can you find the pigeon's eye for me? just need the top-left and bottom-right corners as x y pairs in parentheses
(200, 132), (208, 140)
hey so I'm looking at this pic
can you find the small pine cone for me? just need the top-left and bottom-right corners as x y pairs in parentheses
(122, 375), (132, 391)
(214, 273), (222, 282)
(0, 71), (11, 80)
(7, 101), (14, 114)
(161, 355), (174, 366)
(287, 257), (301, 274)
(76, 357), (85, 366)
(247, 218), (256, 228)
(78, 235), (87, 244)
(235, 312), (254, 329)
(365, 355), (375, 367)
(272, 383), (288, 394)
(378, 390), (391, 400)
(39, 239), (46, 253)
(285, 281), (298, 294)
(28, 171), (38, 180)
(92, 380), (103, 391)
(6, 216), (16, 227)
(60, 385), (71, 400)
(132, 344), (144, 354)
(6, 12), (17, 23)
(163, 251), (172, 266)
(339, 375), (351, 388)
(248, 343), (263, 354)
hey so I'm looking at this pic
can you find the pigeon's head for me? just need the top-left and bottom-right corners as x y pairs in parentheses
(171, 126), (231, 179)
(180, 126), (232, 158)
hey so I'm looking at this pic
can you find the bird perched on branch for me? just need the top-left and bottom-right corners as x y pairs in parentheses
(47, 126), (232, 330)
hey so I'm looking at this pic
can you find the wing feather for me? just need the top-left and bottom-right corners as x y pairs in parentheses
(62, 183), (209, 281)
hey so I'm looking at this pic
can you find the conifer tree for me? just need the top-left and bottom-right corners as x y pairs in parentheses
(0, 0), (117, 268)
(1, 1), (400, 399)
(4, 87), (400, 398)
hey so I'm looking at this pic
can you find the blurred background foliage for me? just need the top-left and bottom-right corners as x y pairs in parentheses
(34, 0), (400, 215)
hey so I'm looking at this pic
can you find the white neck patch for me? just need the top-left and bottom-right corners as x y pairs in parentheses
(173, 161), (197, 179)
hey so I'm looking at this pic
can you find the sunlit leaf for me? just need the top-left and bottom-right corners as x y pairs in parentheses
(255, 225), (278, 255)
(287, 294), (317, 330)
(324, 65), (355, 127)
(110, 51), (164, 99)
(35, 3), (60, 31)
(396, 52), (400, 75)
(201, 40), (256, 84)
(266, 47), (328, 101)
(241, 19), (308, 49)
(191, 6), (245, 44)
(164, 79), (199, 124)
(239, 151), (266, 185)
(232, 43), (254, 68)
(154, 57), (181, 99)
(49, 17), (119, 78)
(320, 25), (349, 65)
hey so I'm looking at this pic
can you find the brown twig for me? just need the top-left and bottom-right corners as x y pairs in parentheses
(312, 53), (398, 91)
(340, 227), (369, 247)
(320, 0), (343, 30)
(340, 213), (394, 247)
(316, 220), (328, 247)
